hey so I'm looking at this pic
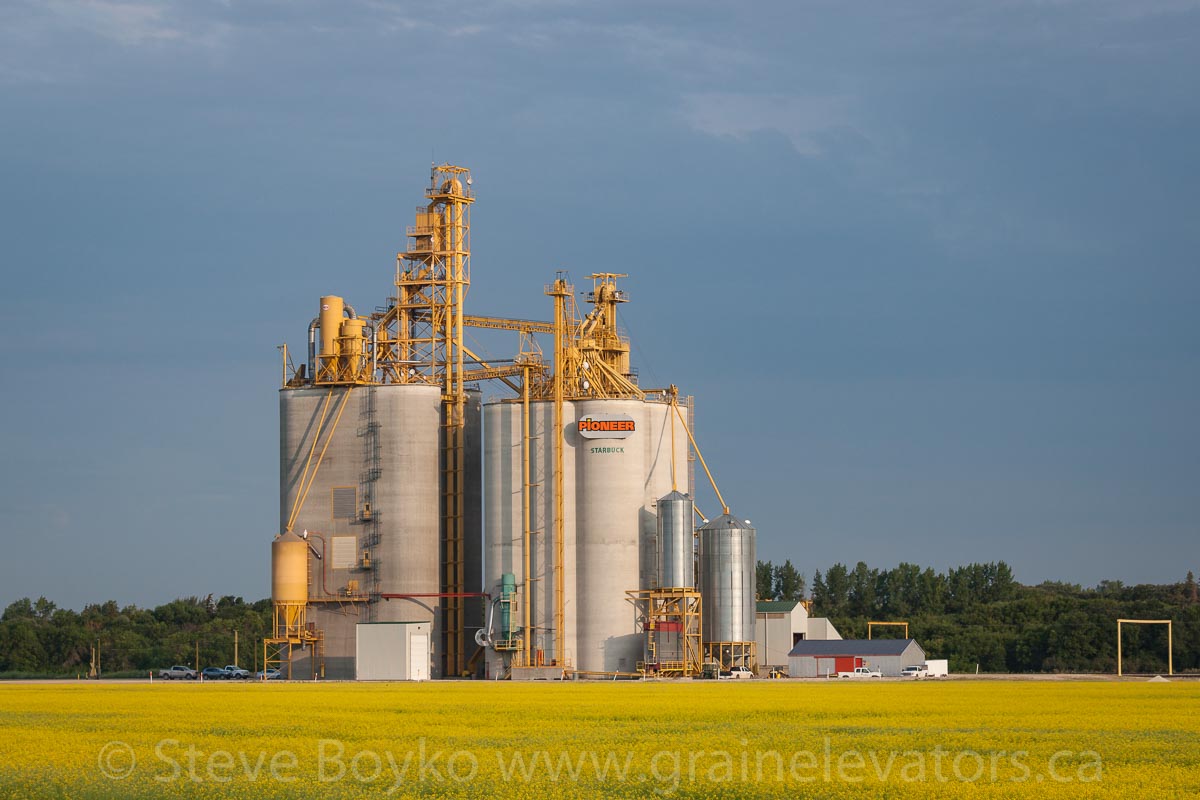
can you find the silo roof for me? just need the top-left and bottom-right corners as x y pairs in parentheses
(699, 513), (753, 530)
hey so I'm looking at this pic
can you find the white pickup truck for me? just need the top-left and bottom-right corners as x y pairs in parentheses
(837, 666), (882, 679)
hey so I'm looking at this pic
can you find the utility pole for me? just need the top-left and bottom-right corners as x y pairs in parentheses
(234, 630), (239, 666)
(195, 641), (199, 672)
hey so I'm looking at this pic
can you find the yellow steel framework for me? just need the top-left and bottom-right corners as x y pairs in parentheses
(370, 165), (475, 676)
(868, 621), (909, 640)
(704, 641), (757, 672)
(628, 588), (703, 677)
(274, 164), (559, 679)
(272, 169), (761, 682)
(1117, 619), (1173, 677)
(532, 273), (643, 402)
(263, 560), (326, 680)
(533, 273), (646, 672)
(263, 612), (324, 680)
(311, 294), (375, 386)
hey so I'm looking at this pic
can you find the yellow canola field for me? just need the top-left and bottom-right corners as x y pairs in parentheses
(0, 680), (1197, 799)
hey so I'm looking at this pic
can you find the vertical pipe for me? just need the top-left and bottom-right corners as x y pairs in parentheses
(453, 195), (466, 675)
(307, 318), (319, 382)
(442, 201), (453, 674)
(669, 395), (677, 493)
(370, 322), (378, 380)
(552, 281), (566, 667)
(441, 194), (458, 675)
(522, 364), (532, 667)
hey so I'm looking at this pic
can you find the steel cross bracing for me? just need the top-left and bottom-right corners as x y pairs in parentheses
(372, 165), (476, 676)
(276, 166), (669, 679)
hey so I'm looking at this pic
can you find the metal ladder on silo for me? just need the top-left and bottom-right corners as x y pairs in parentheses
(359, 387), (382, 613)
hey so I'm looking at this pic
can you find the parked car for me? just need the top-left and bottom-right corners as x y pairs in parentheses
(158, 665), (197, 680)
(900, 665), (928, 679)
(718, 665), (755, 680)
(200, 667), (228, 680)
(222, 665), (251, 680)
(254, 668), (282, 681)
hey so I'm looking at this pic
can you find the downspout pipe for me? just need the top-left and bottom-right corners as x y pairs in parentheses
(307, 317), (319, 382)
(362, 320), (378, 380)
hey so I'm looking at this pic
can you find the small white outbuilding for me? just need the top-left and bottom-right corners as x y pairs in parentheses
(355, 622), (431, 681)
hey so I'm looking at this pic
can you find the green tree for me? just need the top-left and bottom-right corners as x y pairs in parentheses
(822, 564), (850, 616)
(848, 561), (877, 617)
(811, 570), (826, 606)
(773, 561), (806, 602)
(0, 619), (48, 671)
(2, 598), (35, 622)
(755, 561), (775, 600)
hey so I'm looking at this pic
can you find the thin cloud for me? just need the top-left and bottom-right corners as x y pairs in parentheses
(46, 0), (184, 46)
(680, 92), (856, 157)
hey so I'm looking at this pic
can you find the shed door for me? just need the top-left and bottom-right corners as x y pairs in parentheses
(409, 634), (428, 681)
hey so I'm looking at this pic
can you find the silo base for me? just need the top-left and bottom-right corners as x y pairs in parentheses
(510, 665), (571, 681)
(704, 641), (757, 671)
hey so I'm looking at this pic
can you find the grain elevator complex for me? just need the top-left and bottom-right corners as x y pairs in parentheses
(268, 166), (758, 680)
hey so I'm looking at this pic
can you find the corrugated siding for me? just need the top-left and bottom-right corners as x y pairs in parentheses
(332, 486), (357, 519)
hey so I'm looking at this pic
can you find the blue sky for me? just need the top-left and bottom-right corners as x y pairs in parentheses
(1, 1), (1197, 610)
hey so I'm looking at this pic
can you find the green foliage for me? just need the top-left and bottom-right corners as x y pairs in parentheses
(755, 560), (774, 601)
(2, 563), (1197, 676)
(808, 562), (1200, 673)
(0, 596), (273, 676)
(774, 560), (806, 601)
(755, 561), (806, 602)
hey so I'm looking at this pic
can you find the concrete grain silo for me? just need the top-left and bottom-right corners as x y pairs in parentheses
(266, 168), (755, 682)
(267, 165), (484, 680)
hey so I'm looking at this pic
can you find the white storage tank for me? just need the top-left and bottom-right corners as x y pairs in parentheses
(574, 398), (647, 673)
(483, 397), (688, 675)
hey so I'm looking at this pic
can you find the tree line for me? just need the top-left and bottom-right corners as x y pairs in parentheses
(3, 565), (1198, 675)
(756, 560), (1200, 674)
(0, 595), (272, 677)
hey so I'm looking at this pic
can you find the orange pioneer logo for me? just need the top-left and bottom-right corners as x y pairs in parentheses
(577, 414), (637, 440)
(578, 418), (635, 433)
